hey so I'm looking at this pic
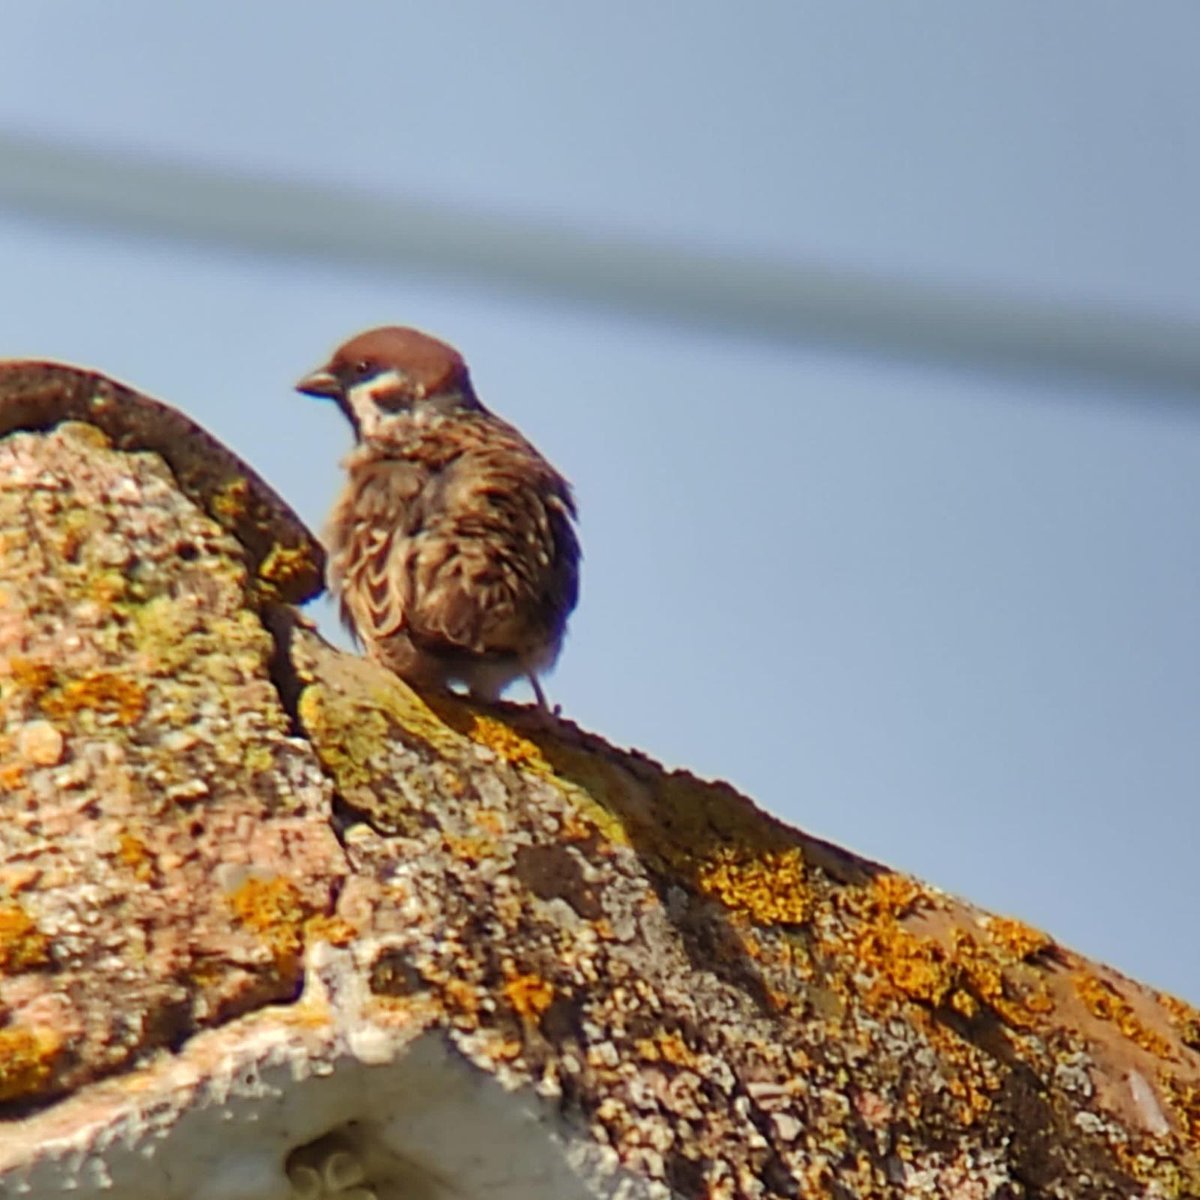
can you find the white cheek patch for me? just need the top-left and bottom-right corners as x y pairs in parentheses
(345, 370), (407, 438)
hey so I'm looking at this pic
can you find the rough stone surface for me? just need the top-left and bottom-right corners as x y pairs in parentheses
(0, 362), (1198, 1199)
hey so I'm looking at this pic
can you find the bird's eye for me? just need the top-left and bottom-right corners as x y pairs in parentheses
(353, 359), (372, 377)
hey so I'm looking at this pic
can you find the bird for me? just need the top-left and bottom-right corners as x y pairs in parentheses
(295, 326), (580, 710)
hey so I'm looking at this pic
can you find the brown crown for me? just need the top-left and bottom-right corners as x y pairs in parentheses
(330, 326), (471, 396)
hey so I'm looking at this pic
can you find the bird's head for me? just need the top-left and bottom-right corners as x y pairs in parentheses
(296, 326), (479, 438)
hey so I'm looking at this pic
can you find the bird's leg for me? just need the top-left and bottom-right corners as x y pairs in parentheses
(527, 672), (562, 718)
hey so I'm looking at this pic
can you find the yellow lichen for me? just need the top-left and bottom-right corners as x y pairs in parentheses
(539, 741), (659, 847)
(87, 570), (128, 607)
(131, 596), (203, 675)
(300, 672), (470, 798)
(209, 476), (252, 524)
(1073, 972), (1175, 1060)
(257, 541), (318, 589)
(0, 904), (50, 973)
(299, 690), (391, 792)
(55, 509), (90, 563)
(0, 1025), (62, 1102)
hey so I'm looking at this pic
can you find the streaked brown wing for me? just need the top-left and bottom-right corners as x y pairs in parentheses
(403, 440), (579, 659)
(331, 414), (580, 668)
(327, 454), (425, 645)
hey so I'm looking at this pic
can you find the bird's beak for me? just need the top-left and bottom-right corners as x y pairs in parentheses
(295, 367), (342, 399)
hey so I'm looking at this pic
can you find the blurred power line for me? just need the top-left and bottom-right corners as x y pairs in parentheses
(2, 129), (1200, 400)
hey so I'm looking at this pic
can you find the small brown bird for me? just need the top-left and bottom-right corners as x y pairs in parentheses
(296, 326), (580, 708)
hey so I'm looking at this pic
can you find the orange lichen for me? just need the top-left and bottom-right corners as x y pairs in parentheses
(40, 671), (147, 726)
(867, 872), (925, 918)
(695, 846), (811, 925)
(1112, 1141), (1200, 1199)
(303, 914), (357, 947)
(116, 833), (155, 883)
(1158, 991), (1200, 1049)
(0, 904), (50, 973)
(228, 876), (312, 971)
(6, 657), (53, 698)
(635, 1029), (699, 1069)
(859, 923), (955, 1008)
(418, 693), (547, 773)
(1160, 1072), (1200, 1142)
(828, 874), (1059, 1034)
(471, 808), (508, 837)
(943, 1063), (1000, 1127)
(985, 914), (1052, 962)
(824, 873), (955, 1009)
(442, 832), (500, 865)
(1022, 984), (1056, 1017)
(949, 988), (979, 1018)
(0, 1025), (63, 1102)
(949, 928), (1041, 1031)
(491, 1037), (524, 1062)
(465, 713), (553, 773)
(560, 809), (600, 842)
(503, 968), (555, 1020)
(0, 902), (49, 979)
(88, 571), (128, 606)
(443, 977), (481, 1018)
(1073, 973), (1175, 1060)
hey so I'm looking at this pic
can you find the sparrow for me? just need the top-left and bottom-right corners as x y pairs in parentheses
(296, 326), (580, 709)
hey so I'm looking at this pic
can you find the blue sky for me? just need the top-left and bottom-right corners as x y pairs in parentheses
(2, 3), (1198, 1002)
